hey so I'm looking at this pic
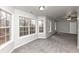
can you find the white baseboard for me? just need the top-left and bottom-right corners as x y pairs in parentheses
(11, 38), (38, 53)
(9, 48), (15, 53)
(77, 45), (79, 50)
(46, 32), (56, 38)
(10, 33), (54, 53)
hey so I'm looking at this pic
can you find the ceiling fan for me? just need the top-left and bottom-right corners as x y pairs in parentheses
(63, 11), (77, 20)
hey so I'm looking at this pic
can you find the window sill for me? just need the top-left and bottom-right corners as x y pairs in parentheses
(19, 33), (37, 39)
(0, 39), (13, 50)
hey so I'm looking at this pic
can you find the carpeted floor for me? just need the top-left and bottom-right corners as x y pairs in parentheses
(12, 33), (79, 53)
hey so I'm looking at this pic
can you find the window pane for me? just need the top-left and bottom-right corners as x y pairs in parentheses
(25, 27), (28, 32)
(5, 20), (9, 26)
(24, 18), (28, 26)
(6, 14), (10, 26)
(19, 20), (25, 26)
(5, 28), (10, 41)
(0, 28), (5, 45)
(38, 20), (43, 32)
(6, 28), (9, 34)
(20, 27), (25, 32)
(1, 10), (6, 19)
(24, 32), (28, 35)
(19, 16), (25, 27)
(38, 20), (43, 27)
(6, 35), (9, 42)
(30, 27), (35, 34)
(30, 31), (35, 34)
(30, 19), (35, 34)
(0, 28), (5, 36)
(20, 32), (25, 36)
(24, 27), (28, 35)
(39, 27), (43, 32)
(30, 20), (35, 27)
(0, 19), (6, 27)
(0, 36), (5, 45)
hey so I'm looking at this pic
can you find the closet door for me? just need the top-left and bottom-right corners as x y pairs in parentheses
(70, 22), (77, 34)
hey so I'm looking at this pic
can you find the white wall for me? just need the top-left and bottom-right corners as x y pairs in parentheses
(70, 22), (77, 34)
(14, 9), (38, 49)
(45, 17), (55, 38)
(56, 21), (77, 34)
(56, 21), (70, 33)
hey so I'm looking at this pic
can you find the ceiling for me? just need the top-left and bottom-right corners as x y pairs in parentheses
(13, 6), (78, 20)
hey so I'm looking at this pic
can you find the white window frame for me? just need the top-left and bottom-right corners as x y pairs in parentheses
(0, 9), (11, 45)
(19, 16), (36, 37)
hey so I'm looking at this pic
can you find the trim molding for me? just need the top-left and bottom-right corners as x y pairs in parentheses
(10, 38), (38, 53)
(9, 32), (55, 53)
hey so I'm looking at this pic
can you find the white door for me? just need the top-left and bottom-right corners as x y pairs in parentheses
(70, 22), (77, 34)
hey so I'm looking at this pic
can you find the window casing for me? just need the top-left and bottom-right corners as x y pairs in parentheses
(19, 16), (36, 37)
(0, 9), (11, 45)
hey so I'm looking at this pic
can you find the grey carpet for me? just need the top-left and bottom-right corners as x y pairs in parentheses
(12, 33), (79, 53)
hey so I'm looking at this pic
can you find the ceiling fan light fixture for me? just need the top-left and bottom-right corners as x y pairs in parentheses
(39, 6), (45, 11)
(67, 17), (71, 20)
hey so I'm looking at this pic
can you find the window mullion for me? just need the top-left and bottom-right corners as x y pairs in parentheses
(5, 13), (7, 43)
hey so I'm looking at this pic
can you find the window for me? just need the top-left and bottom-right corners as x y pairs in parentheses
(30, 19), (36, 34)
(19, 16), (29, 36)
(19, 16), (36, 37)
(0, 9), (11, 45)
(38, 20), (44, 32)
